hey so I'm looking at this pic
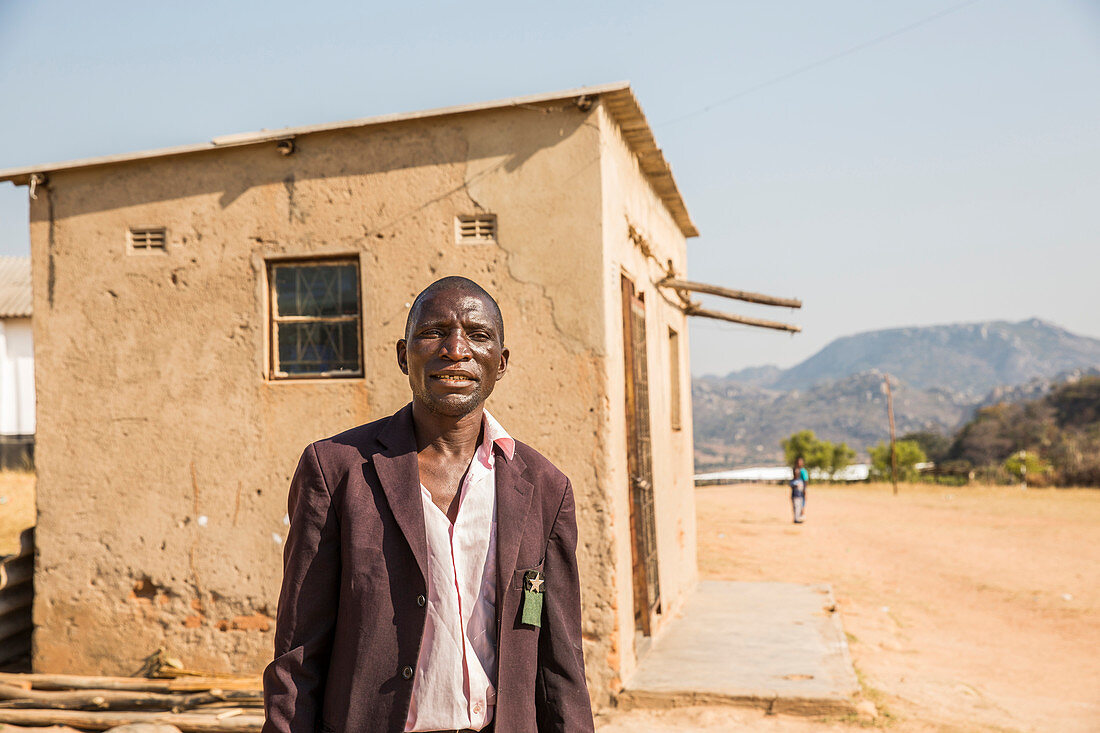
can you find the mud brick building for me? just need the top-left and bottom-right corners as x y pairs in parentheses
(0, 83), (699, 706)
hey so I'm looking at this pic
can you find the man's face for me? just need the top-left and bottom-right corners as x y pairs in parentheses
(397, 288), (508, 418)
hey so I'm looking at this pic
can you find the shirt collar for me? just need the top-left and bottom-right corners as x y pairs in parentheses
(478, 409), (515, 465)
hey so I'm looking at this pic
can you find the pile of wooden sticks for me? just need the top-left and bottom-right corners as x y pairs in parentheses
(0, 672), (264, 732)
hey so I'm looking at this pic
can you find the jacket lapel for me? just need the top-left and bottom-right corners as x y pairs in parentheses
(494, 447), (534, 616)
(372, 404), (428, 584)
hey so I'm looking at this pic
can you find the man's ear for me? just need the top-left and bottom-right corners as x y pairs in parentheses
(396, 339), (409, 375)
(496, 346), (509, 378)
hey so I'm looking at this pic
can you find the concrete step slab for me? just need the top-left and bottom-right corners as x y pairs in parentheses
(618, 581), (859, 717)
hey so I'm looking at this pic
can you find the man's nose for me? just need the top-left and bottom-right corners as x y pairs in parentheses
(440, 331), (472, 360)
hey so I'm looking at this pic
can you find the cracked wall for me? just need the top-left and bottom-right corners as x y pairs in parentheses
(25, 97), (693, 711)
(27, 101), (611, 681)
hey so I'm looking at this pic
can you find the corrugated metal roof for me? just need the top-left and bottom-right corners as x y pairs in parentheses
(0, 256), (31, 318)
(0, 82), (698, 238)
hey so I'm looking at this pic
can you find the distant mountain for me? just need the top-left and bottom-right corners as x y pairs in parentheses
(693, 371), (971, 469)
(723, 319), (1100, 400)
(719, 364), (782, 389)
(974, 367), (1100, 409)
(696, 320), (1100, 470)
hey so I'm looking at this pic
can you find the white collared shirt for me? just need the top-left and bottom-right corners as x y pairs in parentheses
(405, 410), (515, 732)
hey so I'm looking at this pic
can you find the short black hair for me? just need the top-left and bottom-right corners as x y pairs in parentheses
(404, 276), (505, 343)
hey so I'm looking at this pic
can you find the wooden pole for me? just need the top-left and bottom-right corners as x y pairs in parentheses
(0, 708), (265, 731)
(884, 374), (898, 495)
(0, 683), (262, 711)
(684, 306), (801, 333)
(659, 278), (802, 309)
(0, 673), (261, 693)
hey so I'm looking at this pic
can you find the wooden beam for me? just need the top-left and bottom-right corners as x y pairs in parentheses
(0, 673), (261, 693)
(685, 306), (801, 333)
(0, 683), (261, 712)
(659, 278), (802, 309)
(0, 708), (264, 732)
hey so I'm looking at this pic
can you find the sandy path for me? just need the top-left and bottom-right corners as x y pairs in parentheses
(599, 483), (1100, 732)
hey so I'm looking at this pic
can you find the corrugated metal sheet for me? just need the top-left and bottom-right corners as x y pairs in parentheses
(695, 464), (872, 483)
(0, 257), (31, 318)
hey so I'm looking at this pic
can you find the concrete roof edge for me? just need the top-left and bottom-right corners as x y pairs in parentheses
(0, 79), (698, 238)
(598, 88), (699, 238)
(0, 82), (630, 185)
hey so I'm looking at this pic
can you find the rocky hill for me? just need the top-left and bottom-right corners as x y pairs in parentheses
(723, 318), (1100, 400)
(695, 320), (1100, 470)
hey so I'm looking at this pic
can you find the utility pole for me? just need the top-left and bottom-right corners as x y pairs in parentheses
(884, 374), (899, 495)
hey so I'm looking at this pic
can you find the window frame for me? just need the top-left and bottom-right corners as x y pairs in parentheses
(266, 256), (364, 380)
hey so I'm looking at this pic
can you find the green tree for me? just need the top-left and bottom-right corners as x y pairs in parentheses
(1004, 451), (1051, 483)
(869, 440), (928, 482)
(782, 431), (855, 479)
(824, 442), (856, 478)
(900, 431), (951, 464)
(782, 430), (822, 468)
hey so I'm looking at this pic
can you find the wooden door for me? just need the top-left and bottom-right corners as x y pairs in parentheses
(620, 274), (660, 635)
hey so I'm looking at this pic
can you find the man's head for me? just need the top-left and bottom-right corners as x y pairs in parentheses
(796, 456), (805, 468)
(403, 276), (504, 344)
(397, 277), (508, 418)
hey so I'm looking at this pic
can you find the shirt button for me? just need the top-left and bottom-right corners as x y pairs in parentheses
(416, 594), (426, 607)
(401, 665), (414, 680)
(473, 702), (483, 714)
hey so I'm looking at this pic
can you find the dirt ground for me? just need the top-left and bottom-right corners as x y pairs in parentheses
(3, 475), (1097, 730)
(598, 482), (1100, 732)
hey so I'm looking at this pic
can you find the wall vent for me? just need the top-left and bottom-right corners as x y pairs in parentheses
(455, 214), (497, 243)
(129, 228), (167, 252)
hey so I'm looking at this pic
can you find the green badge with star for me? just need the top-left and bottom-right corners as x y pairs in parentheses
(522, 570), (544, 627)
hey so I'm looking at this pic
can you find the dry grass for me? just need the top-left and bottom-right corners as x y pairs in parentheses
(0, 471), (34, 556)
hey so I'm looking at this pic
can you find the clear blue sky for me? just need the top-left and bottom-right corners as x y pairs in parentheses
(2, 0), (1097, 376)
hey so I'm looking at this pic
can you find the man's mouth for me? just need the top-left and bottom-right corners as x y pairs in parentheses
(431, 374), (477, 384)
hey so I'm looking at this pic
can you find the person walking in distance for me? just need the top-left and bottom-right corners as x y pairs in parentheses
(790, 456), (808, 524)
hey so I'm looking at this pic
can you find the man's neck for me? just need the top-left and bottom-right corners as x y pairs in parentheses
(411, 402), (485, 459)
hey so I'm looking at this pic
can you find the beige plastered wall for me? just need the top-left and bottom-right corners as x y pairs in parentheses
(26, 101), (620, 693)
(595, 102), (698, 690)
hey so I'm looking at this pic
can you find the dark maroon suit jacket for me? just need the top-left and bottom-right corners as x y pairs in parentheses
(262, 404), (595, 733)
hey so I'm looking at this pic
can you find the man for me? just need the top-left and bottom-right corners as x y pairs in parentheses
(263, 276), (595, 733)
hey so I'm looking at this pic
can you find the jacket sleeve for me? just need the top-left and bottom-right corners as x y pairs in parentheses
(535, 477), (596, 733)
(262, 443), (341, 733)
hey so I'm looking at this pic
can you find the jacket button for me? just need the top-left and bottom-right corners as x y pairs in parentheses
(401, 665), (414, 680)
(416, 594), (426, 607)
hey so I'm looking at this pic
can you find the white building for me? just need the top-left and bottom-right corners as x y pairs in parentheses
(0, 256), (33, 469)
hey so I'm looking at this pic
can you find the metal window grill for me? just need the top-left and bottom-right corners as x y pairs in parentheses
(129, 228), (167, 252)
(269, 259), (363, 379)
(455, 214), (497, 243)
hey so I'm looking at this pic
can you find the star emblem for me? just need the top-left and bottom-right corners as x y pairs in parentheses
(527, 576), (544, 593)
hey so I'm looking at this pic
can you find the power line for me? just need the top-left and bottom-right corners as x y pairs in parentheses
(658, 0), (984, 128)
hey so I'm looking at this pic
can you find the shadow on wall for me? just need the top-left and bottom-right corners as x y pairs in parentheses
(28, 106), (591, 227)
(0, 527), (33, 671)
(0, 435), (32, 471)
